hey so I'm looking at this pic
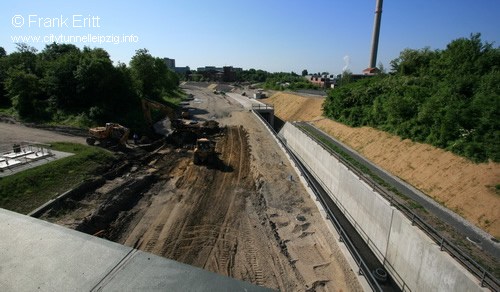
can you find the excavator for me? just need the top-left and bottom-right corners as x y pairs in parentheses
(141, 98), (177, 126)
(141, 97), (222, 143)
(86, 123), (130, 147)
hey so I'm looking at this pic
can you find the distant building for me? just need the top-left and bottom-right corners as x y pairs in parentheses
(197, 66), (222, 72)
(253, 89), (266, 99)
(174, 66), (190, 74)
(329, 73), (371, 88)
(308, 74), (334, 88)
(362, 67), (380, 75)
(163, 58), (176, 70)
(196, 66), (242, 82)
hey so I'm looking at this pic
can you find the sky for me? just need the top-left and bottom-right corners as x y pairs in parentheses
(2, 0), (499, 74)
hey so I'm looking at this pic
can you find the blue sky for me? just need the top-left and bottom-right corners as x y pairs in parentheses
(2, 0), (499, 74)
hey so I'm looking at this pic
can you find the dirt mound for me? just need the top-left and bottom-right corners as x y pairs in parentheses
(265, 92), (324, 122)
(264, 92), (500, 238)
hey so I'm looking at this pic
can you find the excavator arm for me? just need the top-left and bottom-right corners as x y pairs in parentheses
(141, 98), (177, 125)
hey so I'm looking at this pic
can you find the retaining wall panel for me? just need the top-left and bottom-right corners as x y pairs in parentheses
(386, 209), (483, 291)
(337, 166), (392, 259)
(278, 122), (486, 292)
(283, 123), (392, 260)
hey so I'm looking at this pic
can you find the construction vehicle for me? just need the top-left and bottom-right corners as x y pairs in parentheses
(86, 123), (130, 147)
(141, 97), (222, 146)
(193, 138), (215, 165)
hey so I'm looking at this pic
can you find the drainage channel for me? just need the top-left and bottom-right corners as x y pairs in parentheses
(285, 143), (400, 292)
(253, 111), (399, 291)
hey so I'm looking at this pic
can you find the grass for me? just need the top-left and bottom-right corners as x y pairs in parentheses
(162, 88), (187, 106)
(0, 142), (116, 214)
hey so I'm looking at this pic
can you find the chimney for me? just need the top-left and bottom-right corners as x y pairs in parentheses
(367, 0), (383, 73)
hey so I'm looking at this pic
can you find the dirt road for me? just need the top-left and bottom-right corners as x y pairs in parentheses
(115, 126), (298, 288)
(38, 84), (363, 291)
(0, 120), (85, 150)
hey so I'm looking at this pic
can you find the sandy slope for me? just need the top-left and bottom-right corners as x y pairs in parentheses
(264, 92), (500, 238)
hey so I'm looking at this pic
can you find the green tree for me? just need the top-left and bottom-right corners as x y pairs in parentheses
(340, 70), (352, 86)
(74, 47), (115, 109)
(301, 69), (308, 76)
(39, 43), (81, 110)
(4, 44), (39, 75)
(5, 67), (41, 118)
(0, 47), (8, 106)
(390, 47), (436, 76)
(130, 49), (177, 100)
(323, 34), (500, 162)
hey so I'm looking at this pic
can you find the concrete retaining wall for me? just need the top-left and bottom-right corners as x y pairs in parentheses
(279, 122), (484, 292)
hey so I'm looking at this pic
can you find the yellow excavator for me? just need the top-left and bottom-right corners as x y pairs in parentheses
(86, 123), (130, 147)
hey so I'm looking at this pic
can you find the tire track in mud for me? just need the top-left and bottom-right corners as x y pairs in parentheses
(132, 126), (245, 268)
(106, 125), (303, 290)
(241, 216), (265, 286)
(203, 126), (245, 273)
(159, 164), (216, 260)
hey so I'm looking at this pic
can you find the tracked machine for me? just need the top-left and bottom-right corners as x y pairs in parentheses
(86, 123), (130, 147)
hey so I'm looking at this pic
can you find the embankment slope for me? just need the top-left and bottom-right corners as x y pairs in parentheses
(264, 92), (500, 238)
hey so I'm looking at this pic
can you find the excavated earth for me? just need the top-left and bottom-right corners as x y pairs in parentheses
(39, 84), (363, 291)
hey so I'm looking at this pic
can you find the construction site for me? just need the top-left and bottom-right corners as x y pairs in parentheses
(0, 83), (361, 291)
(1, 82), (498, 291)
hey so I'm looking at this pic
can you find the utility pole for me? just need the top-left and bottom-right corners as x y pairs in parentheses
(366, 0), (383, 73)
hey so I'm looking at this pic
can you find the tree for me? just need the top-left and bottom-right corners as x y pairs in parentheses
(301, 69), (308, 76)
(0, 47), (7, 105)
(129, 49), (177, 101)
(390, 47), (436, 75)
(4, 43), (39, 74)
(324, 34), (500, 162)
(377, 62), (386, 73)
(340, 70), (352, 85)
(39, 44), (81, 110)
(74, 47), (116, 109)
(5, 67), (40, 118)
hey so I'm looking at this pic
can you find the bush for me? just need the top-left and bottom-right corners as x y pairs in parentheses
(323, 34), (499, 162)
